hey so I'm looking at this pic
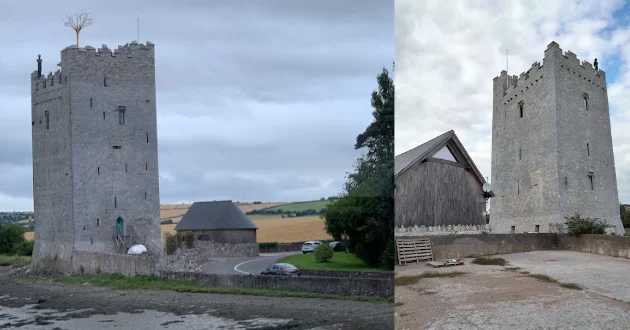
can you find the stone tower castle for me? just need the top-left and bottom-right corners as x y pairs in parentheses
(490, 41), (624, 235)
(30, 41), (162, 272)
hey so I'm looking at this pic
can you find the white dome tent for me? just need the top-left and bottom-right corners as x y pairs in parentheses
(127, 244), (148, 255)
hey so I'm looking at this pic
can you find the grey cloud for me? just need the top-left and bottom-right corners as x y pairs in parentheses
(0, 1), (392, 210)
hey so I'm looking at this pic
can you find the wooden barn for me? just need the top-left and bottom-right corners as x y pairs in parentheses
(395, 130), (493, 228)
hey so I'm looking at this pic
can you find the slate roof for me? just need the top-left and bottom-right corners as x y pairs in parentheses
(394, 130), (487, 187)
(395, 130), (453, 177)
(174, 201), (258, 231)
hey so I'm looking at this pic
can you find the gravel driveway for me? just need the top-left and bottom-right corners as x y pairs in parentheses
(395, 251), (630, 330)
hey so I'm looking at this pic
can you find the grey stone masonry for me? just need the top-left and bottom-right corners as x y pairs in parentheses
(490, 41), (624, 235)
(31, 41), (161, 272)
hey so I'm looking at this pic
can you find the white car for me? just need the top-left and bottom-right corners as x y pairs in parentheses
(301, 241), (323, 254)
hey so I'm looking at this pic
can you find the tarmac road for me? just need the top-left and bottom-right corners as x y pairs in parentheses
(201, 252), (301, 275)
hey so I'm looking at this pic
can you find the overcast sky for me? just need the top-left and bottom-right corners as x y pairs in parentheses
(0, 1), (393, 211)
(396, 0), (630, 204)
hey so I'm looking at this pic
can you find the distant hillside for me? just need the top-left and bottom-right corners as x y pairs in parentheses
(0, 212), (34, 232)
(159, 202), (285, 224)
(245, 199), (338, 218)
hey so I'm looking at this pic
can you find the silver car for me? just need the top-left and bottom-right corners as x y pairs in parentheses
(301, 240), (322, 254)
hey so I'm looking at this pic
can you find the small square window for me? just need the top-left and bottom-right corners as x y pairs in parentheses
(112, 145), (122, 149)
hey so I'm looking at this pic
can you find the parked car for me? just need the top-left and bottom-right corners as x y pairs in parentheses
(301, 240), (322, 254)
(260, 263), (301, 277)
(329, 241), (346, 252)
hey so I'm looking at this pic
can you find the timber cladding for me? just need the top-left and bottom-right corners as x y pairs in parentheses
(395, 160), (485, 228)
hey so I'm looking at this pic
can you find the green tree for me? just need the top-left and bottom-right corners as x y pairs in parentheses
(324, 65), (394, 270)
(620, 204), (630, 228)
(0, 224), (26, 254)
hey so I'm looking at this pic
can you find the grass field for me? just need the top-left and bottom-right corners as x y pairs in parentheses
(161, 215), (332, 243)
(266, 200), (332, 212)
(278, 252), (389, 272)
(0, 255), (31, 267)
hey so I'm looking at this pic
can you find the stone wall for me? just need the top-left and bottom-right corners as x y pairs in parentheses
(159, 271), (393, 298)
(395, 224), (490, 237)
(158, 248), (209, 273)
(558, 234), (630, 259)
(72, 251), (158, 275)
(300, 270), (392, 279)
(188, 241), (259, 257)
(396, 233), (559, 260)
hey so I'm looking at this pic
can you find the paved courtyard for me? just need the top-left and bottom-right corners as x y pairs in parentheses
(395, 251), (630, 330)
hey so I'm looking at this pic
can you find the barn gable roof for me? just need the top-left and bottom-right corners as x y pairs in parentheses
(394, 130), (487, 186)
(174, 200), (258, 231)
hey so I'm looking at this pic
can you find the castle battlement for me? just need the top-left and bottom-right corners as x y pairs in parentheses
(61, 41), (154, 58)
(32, 68), (66, 94)
(496, 41), (606, 104)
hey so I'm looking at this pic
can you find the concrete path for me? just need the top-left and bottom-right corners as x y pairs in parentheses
(498, 250), (630, 302)
(201, 252), (301, 275)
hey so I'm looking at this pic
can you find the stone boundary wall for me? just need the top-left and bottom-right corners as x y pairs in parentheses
(191, 241), (259, 257)
(159, 271), (393, 298)
(558, 234), (630, 259)
(72, 251), (158, 275)
(396, 234), (559, 261)
(300, 270), (393, 279)
(394, 224), (490, 236)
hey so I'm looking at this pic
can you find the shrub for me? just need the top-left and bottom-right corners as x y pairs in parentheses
(160, 219), (174, 225)
(13, 240), (34, 256)
(565, 214), (611, 236)
(259, 242), (278, 250)
(184, 231), (195, 249)
(0, 224), (26, 254)
(313, 244), (333, 263)
(96, 266), (101, 274)
(79, 265), (84, 275)
(164, 232), (178, 255)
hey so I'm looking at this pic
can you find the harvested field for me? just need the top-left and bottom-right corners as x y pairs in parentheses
(160, 215), (332, 243)
(159, 202), (285, 221)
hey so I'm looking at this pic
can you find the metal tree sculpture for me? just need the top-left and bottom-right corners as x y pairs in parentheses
(63, 12), (93, 46)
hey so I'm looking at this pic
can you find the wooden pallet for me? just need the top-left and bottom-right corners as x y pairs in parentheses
(396, 238), (433, 266)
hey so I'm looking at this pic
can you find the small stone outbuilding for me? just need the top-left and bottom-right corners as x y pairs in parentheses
(174, 200), (259, 257)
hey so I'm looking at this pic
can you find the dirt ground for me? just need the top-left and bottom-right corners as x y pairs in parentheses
(395, 251), (630, 330)
(0, 267), (393, 330)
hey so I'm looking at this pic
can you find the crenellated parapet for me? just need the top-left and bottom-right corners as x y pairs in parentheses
(61, 40), (155, 58)
(31, 68), (67, 97)
(495, 41), (607, 104)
